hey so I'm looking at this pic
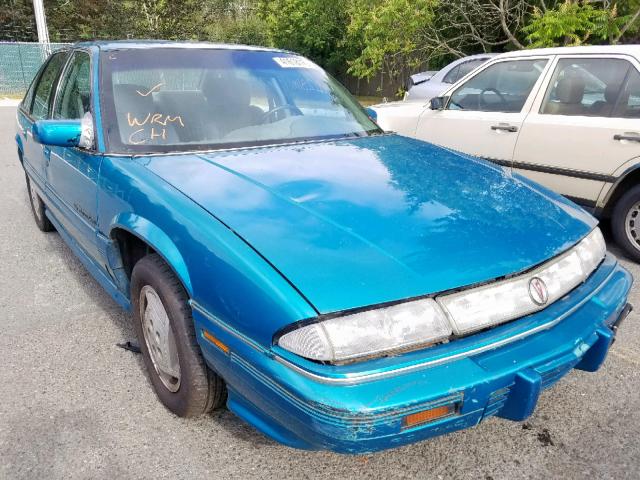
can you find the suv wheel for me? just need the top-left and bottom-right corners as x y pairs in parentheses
(612, 185), (640, 262)
(131, 254), (226, 417)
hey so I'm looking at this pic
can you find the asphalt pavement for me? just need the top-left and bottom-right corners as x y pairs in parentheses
(0, 106), (638, 479)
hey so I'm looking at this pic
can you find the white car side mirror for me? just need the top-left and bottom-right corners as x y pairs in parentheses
(429, 96), (446, 110)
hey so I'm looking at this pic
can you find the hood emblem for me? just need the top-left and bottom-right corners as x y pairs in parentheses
(528, 277), (549, 306)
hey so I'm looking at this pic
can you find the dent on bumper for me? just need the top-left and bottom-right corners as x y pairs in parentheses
(194, 255), (632, 454)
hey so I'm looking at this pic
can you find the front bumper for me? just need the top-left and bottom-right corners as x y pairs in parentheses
(194, 254), (632, 454)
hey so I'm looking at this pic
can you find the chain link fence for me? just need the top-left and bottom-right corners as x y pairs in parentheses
(0, 42), (70, 96)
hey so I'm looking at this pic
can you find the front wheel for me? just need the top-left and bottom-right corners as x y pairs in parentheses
(131, 254), (226, 417)
(612, 185), (640, 262)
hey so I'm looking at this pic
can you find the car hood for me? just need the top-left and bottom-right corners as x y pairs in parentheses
(141, 135), (596, 314)
(371, 100), (426, 109)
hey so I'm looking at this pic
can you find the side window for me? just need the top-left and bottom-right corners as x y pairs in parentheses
(53, 51), (91, 120)
(456, 59), (485, 81)
(21, 73), (39, 113)
(541, 58), (632, 117)
(443, 60), (486, 85)
(442, 65), (460, 84)
(31, 52), (68, 120)
(448, 59), (548, 113)
(616, 67), (640, 118)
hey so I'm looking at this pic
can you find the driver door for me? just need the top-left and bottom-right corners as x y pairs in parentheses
(46, 50), (102, 262)
(415, 57), (553, 164)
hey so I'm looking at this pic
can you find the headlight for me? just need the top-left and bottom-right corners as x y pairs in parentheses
(437, 228), (606, 335)
(277, 299), (451, 363)
(575, 226), (606, 274)
(279, 228), (606, 363)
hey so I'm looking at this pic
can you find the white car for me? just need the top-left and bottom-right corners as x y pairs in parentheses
(372, 45), (640, 261)
(405, 53), (497, 101)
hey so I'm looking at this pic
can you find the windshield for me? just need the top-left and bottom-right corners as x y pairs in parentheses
(100, 48), (381, 153)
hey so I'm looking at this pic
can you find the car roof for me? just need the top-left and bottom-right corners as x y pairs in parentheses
(72, 39), (287, 53)
(496, 44), (640, 59)
(411, 53), (498, 78)
(458, 52), (500, 60)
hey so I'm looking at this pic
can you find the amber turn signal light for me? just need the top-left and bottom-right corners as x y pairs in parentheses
(403, 404), (455, 429)
(202, 329), (230, 353)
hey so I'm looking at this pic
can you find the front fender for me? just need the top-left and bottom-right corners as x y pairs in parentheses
(97, 154), (317, 347)
(110, 213), (193, 296)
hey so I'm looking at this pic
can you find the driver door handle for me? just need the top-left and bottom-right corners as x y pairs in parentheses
(614, 133), (640, 143)
(491, 124), (518, 133)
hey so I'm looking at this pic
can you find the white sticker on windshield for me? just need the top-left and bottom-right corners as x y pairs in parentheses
(273, 56), (317, 69)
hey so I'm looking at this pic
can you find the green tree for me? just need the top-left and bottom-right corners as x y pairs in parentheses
(4, 0), (640, 98)
(611, 0), (640, 43)
(44, 0), (138, 41)
(258, 0), (350, 73)
(0, 0), (37, 41)
(42, 0), (268, 44)
(345, 0), (438, 81)
(523, 1), (628, 47)
(202, 0), (268, 45)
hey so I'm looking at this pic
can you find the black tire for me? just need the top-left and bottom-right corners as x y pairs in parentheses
(25, 174), (54, 232)
(131, 254), (226, 417)
(612, 185), (640, 262)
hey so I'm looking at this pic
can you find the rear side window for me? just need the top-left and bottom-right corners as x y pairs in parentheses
(21, 74), (39, 113)
(456, 59), (486, 81)
(541, 58), (634, 117)
(31, 52), (68, 120)
(442, 65), (460, 84)
(448, 59), (548, 113)
(443, 59), (486, 84)
(619, 67), (640, 118)
(53, 51), (92, 120)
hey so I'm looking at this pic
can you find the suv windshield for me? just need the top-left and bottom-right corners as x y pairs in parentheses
(100, 48), (381, 153)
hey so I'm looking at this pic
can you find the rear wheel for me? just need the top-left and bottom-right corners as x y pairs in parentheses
(131, 254), (226, 417)
(25, 174), (54, 232)
(612, 185), (640, 262)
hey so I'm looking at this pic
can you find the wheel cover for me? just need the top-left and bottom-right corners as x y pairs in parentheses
(29, 182), (42, 222)
(624, 201), (640, 252)
(139, 285), (181, 392)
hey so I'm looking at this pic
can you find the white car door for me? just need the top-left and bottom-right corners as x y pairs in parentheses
(513, 54), (640, 208)
(415, 57), (552, 163)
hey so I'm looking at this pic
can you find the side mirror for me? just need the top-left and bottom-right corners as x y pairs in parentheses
(365, 107), (378, 122)
(32, 120), (81, 147)
(429, 96), (447, 110)
(32, 114), (94, 149)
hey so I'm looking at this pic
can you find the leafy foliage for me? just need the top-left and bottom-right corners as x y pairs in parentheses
(257, 0), (350, 72)
(1, 0), (639, 96)
(345, 0), (437, 79)
(523, 1), (628, 47)
(0, 0), (36, 41)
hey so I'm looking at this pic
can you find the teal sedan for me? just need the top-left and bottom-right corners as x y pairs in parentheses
(15, 41), (632, 453)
